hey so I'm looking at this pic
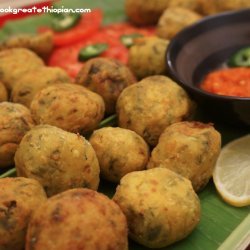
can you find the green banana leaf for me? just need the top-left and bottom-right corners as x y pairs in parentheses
(0, 1), (249, 250)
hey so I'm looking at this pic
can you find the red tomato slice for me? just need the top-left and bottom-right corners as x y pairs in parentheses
(49, 43), (84, 78)
(102, 23), (155, 39)
(48, 20), (155, 78)
(41, 9), (102, 47)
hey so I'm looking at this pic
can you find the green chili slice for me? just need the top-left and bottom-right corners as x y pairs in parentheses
(228, 47), (250, 67)
(78, 43), (108, 61)
(51, 13), (81, 32)
(120, 33), (143, 48)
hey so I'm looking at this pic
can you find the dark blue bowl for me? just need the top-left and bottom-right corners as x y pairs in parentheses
(166, 8), (250, 127)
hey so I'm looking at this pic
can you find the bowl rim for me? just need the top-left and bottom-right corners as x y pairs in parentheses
(166, 8), (250, 101)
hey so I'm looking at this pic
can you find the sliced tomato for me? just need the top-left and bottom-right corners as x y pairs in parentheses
(101, 23), (155, 39)
(102, 43), (128, 64)
(40, 9), (102, 47)
(48, 43), (84, 78)
(48, 20), (155, 78)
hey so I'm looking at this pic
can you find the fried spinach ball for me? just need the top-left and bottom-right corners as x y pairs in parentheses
(11, 66), (71, 107)
(157, 7), (202, 40)
(113, 168), (200, 248)
(0, 81), (8, 102)
(168, 0), (202, 12)
(128, 36), (169, 79)
(116, 75), (195, 146)
(148, 122), (221, 192)
(0, 102), (34, 168)
(75, 58), (136, 114)
(30, 83), (105, 134)
(125, 0), (170, 25)
(0, 31), (53, 60)
(14, 125), (100, 197)
(0, 177), (47, 250)
(89, 127), (149, 182)
(0, 48), (44, 90)
(26, 188), (128, 250)
(199, 0), (250, 15)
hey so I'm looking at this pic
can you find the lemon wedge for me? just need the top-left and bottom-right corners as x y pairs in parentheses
(213, 134), (250, 207)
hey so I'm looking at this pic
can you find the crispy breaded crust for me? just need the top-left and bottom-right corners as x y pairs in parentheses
(26, 188), (128, 250)
(148, 121), (221, 191)
(11, 67), (70, 108)
(90, 127), (149, 182)
(113, 168), (200, 248)
(156, 7), (202, 40)
(0, 102), (34, 168)
(76, 58), (136, 114)
(117, 75), (195, 146)
(128, 36), (169, 79)
(0, 177), (47, 250)
(125, 0), (170, 25)
(0, 32), (53, 60)
(0, 81), (8, 102)
(15, 125), (100, 196)
(0, 48), (44, 90)
(30, 83), (105, 134)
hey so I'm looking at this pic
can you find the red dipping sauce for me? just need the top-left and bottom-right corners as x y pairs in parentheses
(200, 67), (250, 98)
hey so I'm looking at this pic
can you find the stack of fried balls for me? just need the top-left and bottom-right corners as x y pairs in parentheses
(4, 0), (247, 248)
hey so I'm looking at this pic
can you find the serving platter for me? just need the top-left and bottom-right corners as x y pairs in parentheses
(0, 0), (249, 249)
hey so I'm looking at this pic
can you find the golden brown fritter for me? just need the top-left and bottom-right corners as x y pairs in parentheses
(128, 36), (169, 79)
(116, 75), (195, 146)
(75, 58), (136, 114)
(30, 83), (105, 134)
(0, 177), (47, 250)
(199, 0), (250, 15)
(199, 0), (218, 14)
(113, 168), (200, 248)
(168, 0), (202, 12)
(0, 102), (34, 168)
(0, 81), (8, 102)
(11, 67), (71, 108)
(157, 7), (202, 40)
(14, 125), (100, 197)
(148, 121), (221, 191)
(26, 188), (128, 250)
(125, 0), (170, 25)
(89, 127), (149, 182)
(0, 48), (44, 90)
(0, 31), (53, 59)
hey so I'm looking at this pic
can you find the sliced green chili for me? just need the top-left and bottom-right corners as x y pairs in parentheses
(228, 47), (250, 67)
(51, 13), (81, 32)
(78, 43), (108, 61)
(120, 33), (143, 48)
